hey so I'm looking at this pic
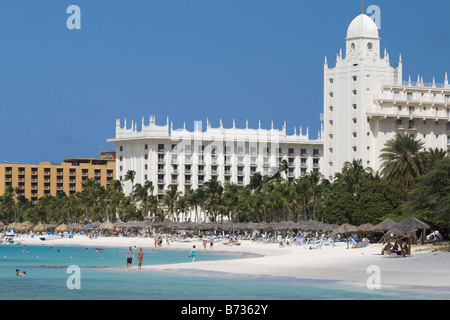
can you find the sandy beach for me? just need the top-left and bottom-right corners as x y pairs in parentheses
(18, 235), (450, 296)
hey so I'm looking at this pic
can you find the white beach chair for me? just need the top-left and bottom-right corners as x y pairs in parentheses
(308, 239), (323, 250)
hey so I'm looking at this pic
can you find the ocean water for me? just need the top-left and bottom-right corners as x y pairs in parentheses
(0, 244), (448, 300)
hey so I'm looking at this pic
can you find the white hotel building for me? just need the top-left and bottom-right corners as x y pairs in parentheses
(108, 12), (450, 194)
(323, 13), (450, 180)
(108, 116), (323, 196)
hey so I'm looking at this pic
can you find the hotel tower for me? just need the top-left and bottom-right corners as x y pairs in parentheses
(108, 11), (450, 194)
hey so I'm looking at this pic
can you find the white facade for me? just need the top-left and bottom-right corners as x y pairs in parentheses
(108, 12), (450, 188)
(108, 116), (324, 196)
(323, 13), (450, 180)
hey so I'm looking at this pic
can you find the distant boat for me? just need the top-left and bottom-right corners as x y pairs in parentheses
(40, 235), (62, 241)
(0, 236), (21, 245)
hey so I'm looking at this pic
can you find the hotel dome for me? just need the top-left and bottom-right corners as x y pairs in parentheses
(346, 13), (379, 39)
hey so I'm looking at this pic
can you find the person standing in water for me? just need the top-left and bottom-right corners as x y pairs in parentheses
(137, 248), (144, 270)
(126, 246), (135, 269)
(189, 245), (197, 262)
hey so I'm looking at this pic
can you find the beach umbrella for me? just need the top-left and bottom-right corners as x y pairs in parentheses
(45, 224), (57, 231)
(332, 223), (359, 235)
(382, 224), (416, 257)
(83, 222), (100, 230)
(322, 223), (339, 232)
(55, 224), (68, 233)
(33, 223), (47, 233)
(397, 217), (430, 245)
(13, 223), (27, 233)
(357, 223), (375, 237)
(21, 221), (34, 232)
(397, 217), (430, 230)
(332, 223), (359, 248)
(113, 221), (128, 229)
(67, 223), (83, 231)
(99, 220), (114, 231)
(6, 222), (20, 231)
(372, 218), (398, 232)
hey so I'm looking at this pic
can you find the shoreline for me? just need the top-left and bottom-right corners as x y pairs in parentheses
(18, 234), (450, 297)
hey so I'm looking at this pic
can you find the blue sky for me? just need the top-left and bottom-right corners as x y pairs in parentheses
(0, 0), (449, 164)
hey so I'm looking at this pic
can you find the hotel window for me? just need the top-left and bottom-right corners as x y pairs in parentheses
(329, 92), (334, 97)
(353, 104), (357, 110)
(144, 154), (148, 160)
(352, 76), (357, 81)
(352, 132), (357, 138)
(397, 105), (402, 112)
(300, 148), (307, 157)
(144, 144), (148, 150)
(409, 106), (415, 115)
(352, 118), (357, 124)
(313, 158), (319, 167)
(329, 78), (333, 84)
(352, 90), (357, 95)
(352, 146), (357, 152)
(407, 92), (412, 101)
(119, 146), (123, 152)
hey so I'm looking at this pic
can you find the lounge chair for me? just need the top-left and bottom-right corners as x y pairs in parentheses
(308, 239), (323, 249)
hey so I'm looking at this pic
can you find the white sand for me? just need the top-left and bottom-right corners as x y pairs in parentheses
(19, 235), (450, 295)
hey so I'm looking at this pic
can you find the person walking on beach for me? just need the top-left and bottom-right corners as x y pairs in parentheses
(126, 246), (135, 270)
(189, 245), (197, 262)
(137, 248), (144, 270)
(210, 237), (214, 249)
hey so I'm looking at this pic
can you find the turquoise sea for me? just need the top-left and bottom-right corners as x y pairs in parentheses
(1, 244), (448, 300)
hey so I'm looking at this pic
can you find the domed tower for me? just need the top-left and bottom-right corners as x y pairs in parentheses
(346, 13), (380, 60)
(323, 12), (401, 180)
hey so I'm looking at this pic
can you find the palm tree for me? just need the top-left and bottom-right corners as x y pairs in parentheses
(123, 170), (136, 195)
(106, 180), (123, 221)
(380, 133), (425, 189)
(203, 179), (223, 222)
(293, 176), (310, 221)
(222, 183), (239, 222)
(341, 159), (373, 194)
(277, 159), (290, 181)
(162, 185), (181, 221)
(423, 147), (448, 172)
(305, 171), (322, 221)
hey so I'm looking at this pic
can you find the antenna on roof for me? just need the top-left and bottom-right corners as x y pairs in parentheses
(361, 0), (364, 14)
